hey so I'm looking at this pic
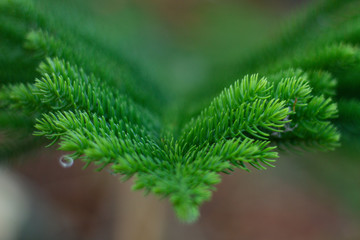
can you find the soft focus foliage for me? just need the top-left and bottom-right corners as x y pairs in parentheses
(1, 0), (360, 222)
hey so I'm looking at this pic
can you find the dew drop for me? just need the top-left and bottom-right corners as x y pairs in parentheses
(59, 155), (74, 168)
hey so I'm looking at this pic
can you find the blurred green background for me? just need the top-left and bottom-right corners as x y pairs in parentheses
(1, 0), (360, 239)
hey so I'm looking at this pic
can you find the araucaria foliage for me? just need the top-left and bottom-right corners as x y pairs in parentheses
(1, 0), (360, 222)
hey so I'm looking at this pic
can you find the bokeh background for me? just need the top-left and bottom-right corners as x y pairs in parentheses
(1, 0), (360, 239)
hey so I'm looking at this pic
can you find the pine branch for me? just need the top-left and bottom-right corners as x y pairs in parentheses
(2, 0), (358, 223)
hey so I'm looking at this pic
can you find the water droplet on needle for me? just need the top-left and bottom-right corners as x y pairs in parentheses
(59, 155), (74, 168)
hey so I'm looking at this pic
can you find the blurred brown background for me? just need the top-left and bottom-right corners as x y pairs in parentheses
(1, 0), (360, 239)
(3, 148), (359, 240)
